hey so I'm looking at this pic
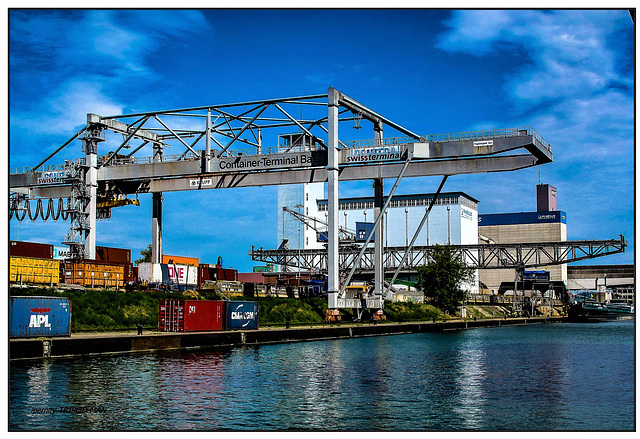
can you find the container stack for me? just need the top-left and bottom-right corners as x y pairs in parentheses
(9, 241), (59, 287)
(158, 300), (258, 332)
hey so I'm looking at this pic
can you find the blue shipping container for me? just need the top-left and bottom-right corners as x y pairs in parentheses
(225, 301), (259, 330)
(10, 296), (72, 338)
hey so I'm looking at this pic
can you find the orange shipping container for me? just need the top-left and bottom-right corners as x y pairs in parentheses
(162, 255), (199, 266)
(61, 260), (126, 289)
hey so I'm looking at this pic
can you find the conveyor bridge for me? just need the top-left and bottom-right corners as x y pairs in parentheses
(249, 237), (627, 272)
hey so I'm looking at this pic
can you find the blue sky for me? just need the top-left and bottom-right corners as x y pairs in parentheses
(8, 9), (635, 270)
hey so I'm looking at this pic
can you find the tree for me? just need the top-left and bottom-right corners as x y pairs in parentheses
(416, 244), (475, 314)
(135, 244), (152, 265)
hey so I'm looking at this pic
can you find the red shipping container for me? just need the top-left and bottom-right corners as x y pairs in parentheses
(220, 268), (238, 281)
(96, 246), (131, 263)
(158, 300), (224, 332)
(198, 264), (238, 283)
(198, 265), (215, 283)
(123, 262), (134, 281)
(238, 272), (264, 284)
(10, 241), (53, 259)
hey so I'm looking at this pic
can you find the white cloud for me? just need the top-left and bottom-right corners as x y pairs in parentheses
(435, 9), (634, 252)
(436, 10), (515, 55)
(51, 81), (124, 131)
(438, 10), (631, 107)
(10, 10), (211, 139)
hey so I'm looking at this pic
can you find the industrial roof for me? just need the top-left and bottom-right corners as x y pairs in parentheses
(316, 191), (479, 205)
(478, 211), (566, 226)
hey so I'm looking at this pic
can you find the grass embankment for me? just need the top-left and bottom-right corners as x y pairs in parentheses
(11, 287), (331, 332)
(10, 287), (492, 333)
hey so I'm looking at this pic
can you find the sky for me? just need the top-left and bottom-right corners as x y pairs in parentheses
(6, 8), (635, 271)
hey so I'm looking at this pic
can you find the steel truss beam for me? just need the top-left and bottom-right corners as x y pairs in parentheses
(249, 237), (627, 272)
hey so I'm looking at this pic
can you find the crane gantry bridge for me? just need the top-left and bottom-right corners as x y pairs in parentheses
(10, 87), (623, 310)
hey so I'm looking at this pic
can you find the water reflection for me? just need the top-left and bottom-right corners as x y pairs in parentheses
(452, 333), (487, 429)
(9, 321), (635, 431)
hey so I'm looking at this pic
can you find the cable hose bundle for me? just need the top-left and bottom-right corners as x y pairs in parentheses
(11, 198), (70, 222)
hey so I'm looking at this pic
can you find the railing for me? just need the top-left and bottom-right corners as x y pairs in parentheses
(345, 127), (552, 153)
(104, 153), (201, 167)
(344, 136), (416, 150)
(10, 159), (86, 175)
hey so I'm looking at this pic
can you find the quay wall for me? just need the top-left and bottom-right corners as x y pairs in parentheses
(10, 316), (566, 361)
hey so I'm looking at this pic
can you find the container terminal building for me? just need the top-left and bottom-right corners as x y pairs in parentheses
(278, 182), (480, 294)
(278, 183), (479, 251)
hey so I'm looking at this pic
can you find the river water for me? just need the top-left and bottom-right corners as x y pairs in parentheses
(9, 320), (635, 431)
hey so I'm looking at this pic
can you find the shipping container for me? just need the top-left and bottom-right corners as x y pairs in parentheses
(53, 246), (72, 260)
(10, 296), (71, 338)
(162, 255), (199, 266)
(225, 301), (259, 330)
(10, 241), (53, 259)
(199, 264), (238, 284)
(60, 260), (126, 288)
(123, 262), (134, 282)
(10, 256), (60, 286)
(158, 300), (224, 332)
(198, 264), (215, 283)
(96, 246), (131, 263)
(238, 272), (265, 284)
(220, 267), (238, 281)
(138, 263), (198, 290)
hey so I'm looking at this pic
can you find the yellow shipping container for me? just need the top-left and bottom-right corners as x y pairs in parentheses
(10, 256), (60, 286)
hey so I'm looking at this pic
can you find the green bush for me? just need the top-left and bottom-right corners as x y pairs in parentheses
(383, 301), (444, 322)
(256, 297), (324, 325)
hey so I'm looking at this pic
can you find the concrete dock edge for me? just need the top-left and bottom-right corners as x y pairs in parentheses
(10, 316), (565, 361)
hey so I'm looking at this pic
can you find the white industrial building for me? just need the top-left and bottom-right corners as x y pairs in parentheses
(277, 183), (480, 294)
(277, 182), (325, 250)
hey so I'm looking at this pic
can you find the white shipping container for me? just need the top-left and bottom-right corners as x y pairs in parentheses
(138, 262), (198, 286)
(53, 246), (71, 260)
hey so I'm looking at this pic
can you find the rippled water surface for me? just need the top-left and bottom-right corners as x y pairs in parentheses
(9, 320), (635, 431)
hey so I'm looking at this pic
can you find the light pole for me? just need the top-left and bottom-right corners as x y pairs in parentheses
(294, 203), (304, 282)
(385, 209), (388, 247)
(282, 207), (285, 245)
(363, 210), (367, 223)
(405, 208), (409, 247)
(447, 205), (451, 245)
(344, 211), (348, 229)
(426, 207), (429, 246)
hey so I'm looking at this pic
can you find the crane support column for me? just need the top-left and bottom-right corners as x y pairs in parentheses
(84, 139), (98, 260)
(152, 193), (163, 264)
(205, 108), (212, 173)
(327, 87), (340, 307)
(373, 122), (384, 301)
(152, 142), (163, 263)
